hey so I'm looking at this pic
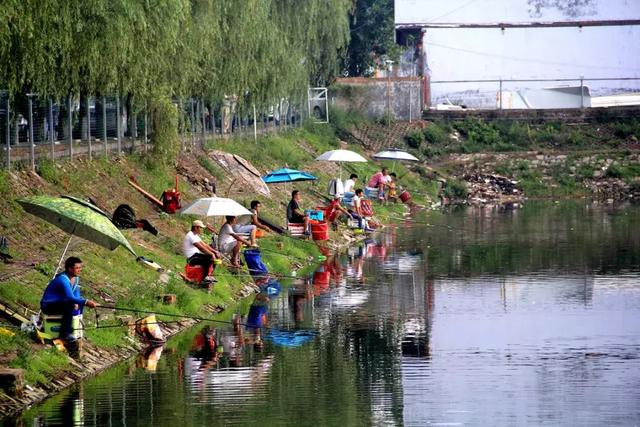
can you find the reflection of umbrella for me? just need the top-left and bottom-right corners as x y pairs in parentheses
(262, 168), (316, 184)
(373, 149), (419, 171)
(18, 195), (136, 273)
(180, 197), (252, 217)
(265, 329), (318, 348)
(315, 149), (367, 180)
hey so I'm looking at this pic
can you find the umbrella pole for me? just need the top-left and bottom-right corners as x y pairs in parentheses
(54, 234), (74, 277)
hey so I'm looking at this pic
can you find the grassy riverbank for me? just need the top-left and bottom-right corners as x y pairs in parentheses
(0, 120), (437, 408)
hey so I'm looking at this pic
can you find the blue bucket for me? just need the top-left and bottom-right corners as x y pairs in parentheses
(244, 249), (268, 277)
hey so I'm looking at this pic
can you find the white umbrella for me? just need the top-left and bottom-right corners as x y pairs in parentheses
(373, 149), (419, 162)
(180, 197), (252, 217)
(315, 149), (367, 180)
(373, 148), (419, 171)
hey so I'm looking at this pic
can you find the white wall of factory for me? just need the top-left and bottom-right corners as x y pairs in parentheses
(395, 0), (640, 108)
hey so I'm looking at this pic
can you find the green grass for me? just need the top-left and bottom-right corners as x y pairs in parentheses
(1, 331), (71, 385)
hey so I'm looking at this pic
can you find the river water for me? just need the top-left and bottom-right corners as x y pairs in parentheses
(18, 201), (640, 426)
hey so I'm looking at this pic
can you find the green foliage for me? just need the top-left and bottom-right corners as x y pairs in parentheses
(343, 0), (398, 76)
(0, 170), (8, 194)
(423, 124), (449, 145)
(329, 106), (369, 137)
(606, 163), (640, 180)
(0, 0), (352, 107)
(150, 95), (180, 166)
(443, 179), (467, 199)
(37, 159), (60, 185)
(612, 118), (640, 139)
(405, 129), (424, 149)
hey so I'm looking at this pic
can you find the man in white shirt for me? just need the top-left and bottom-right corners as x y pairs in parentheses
(344, 174), (358, 194)
(219, 216), (255, 268)
(183, 220), (219, 284)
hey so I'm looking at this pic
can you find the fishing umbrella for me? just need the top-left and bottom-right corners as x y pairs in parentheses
(261, 167), (317, 200)
(315, 149), (367, 180)
(373, 149), (419, 171)
(261, 168), (317, 184)
(17, 195), (136, 274)
(180, 196), (252, 217)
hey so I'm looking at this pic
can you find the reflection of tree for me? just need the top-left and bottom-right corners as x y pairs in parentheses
(419, 202), (640, 278)
(527, 0), (598, 18)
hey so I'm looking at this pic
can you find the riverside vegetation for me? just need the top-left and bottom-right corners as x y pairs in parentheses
(0, 118), (431, 415)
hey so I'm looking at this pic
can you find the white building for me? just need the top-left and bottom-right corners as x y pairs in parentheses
(394, 0), (640, 108)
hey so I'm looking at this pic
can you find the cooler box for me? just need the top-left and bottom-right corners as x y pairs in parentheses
(41, 314), (83, 340)
(306, 210), (324, 221)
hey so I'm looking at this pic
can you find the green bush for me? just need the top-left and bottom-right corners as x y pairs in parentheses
(405, 129), (424, 149)
(37, 159), (60, 185)
(423, 124), (449, 145)
(443, 179), (467, 199)
(605, 164), (624, 178)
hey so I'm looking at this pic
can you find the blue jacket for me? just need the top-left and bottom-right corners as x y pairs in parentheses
(40, 272), (86, 309)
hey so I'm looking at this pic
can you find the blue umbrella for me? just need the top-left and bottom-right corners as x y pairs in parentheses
(265, 329), (318, 348)
(262, 168), (316, 184)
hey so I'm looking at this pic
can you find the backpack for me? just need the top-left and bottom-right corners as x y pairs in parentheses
(327, 179), (344, 198)
(112, 204), (137, 229)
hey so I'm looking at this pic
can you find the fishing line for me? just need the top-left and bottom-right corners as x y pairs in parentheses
(95, 304), (319, 333)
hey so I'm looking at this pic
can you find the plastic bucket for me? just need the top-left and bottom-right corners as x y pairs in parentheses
(244, 249), (268, 277)
(399, 190), (411, 203)
(310, 221), (329, 241)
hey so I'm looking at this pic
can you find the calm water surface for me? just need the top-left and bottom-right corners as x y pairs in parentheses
(19, 201), (640, 426)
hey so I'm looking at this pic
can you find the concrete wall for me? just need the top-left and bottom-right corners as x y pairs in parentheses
(395, 0), (640, 108)
(331, 78), (423, 121)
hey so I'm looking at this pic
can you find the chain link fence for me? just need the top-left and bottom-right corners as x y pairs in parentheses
(1, 92), (307, 171)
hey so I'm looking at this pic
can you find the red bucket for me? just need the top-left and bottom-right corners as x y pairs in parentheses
(399, 190), (411, 203)
(310, 221), (329, 241)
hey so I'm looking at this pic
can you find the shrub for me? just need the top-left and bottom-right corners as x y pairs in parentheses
(443, 179), (467, 199)
(605, 164), (624, 178)
(37, 159), (60, 184)
(423, 124), (449, 145)
(405, 129), (424, 149)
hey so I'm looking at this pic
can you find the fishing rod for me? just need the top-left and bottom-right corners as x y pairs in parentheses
(256, 247), (326, 262)
(95, 304), (319, 333)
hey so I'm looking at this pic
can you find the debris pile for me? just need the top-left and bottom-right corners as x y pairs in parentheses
(464, 173), (522, 206)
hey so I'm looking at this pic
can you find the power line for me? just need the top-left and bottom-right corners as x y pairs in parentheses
(426, 40), (640, 72)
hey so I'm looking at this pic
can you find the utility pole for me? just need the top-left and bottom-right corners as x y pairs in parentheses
(385, 59), (394, 127)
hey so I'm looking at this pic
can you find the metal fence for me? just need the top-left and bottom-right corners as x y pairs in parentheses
(1, 92), (306, 171)
(429, 77), (640, 110)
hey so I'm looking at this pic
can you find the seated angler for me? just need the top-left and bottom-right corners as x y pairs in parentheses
(286, 190), (310, 234)
(40, 256), (97, 342)
(219, 216), (256, 268)
(183, 220), (219, 285)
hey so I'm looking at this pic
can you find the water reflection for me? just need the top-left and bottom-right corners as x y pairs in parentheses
(19, 202), (640, 426)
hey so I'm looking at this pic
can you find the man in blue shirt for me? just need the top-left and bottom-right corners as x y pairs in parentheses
(40, 256), (97, 341)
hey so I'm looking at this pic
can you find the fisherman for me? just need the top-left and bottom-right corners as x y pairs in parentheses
(40, 256), (97, 342)
(183, 220), (219, 285)
(324, 196), (353, 230)
(247, 200), (271, 237)
(344, 173), (358, 195)
(287, 190), (310, 234)
(219, 216), (256, 268)
(367, 167), (389, 201)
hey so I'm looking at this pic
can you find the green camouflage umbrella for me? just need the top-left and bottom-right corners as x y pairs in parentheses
(17, 195), (136, 256)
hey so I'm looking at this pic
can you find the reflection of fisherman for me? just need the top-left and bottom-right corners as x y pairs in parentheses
(191, 326), (221, 373)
